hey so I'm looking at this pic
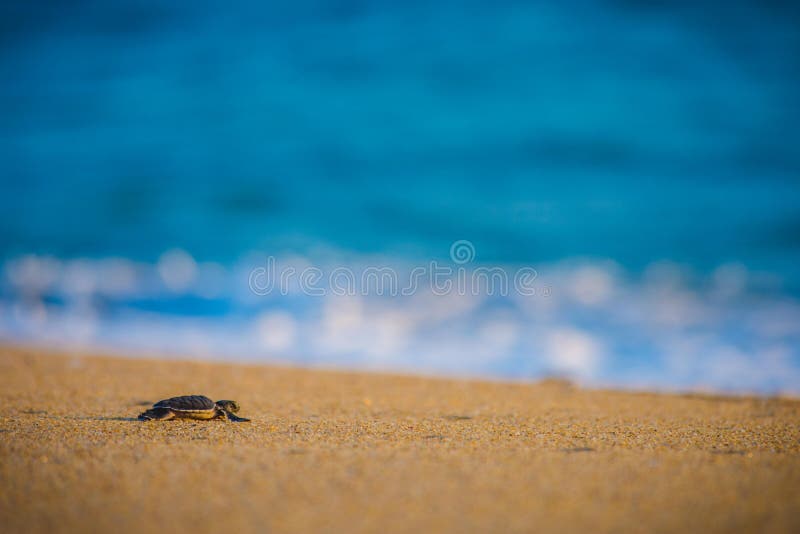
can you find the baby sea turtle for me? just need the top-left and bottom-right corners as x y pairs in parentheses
(138, 395), (250, 422)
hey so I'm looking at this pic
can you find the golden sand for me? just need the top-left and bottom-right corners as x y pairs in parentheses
(1, 346), (798, 533)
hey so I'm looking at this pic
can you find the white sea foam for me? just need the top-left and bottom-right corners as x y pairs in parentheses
(1, 253), (798, 394)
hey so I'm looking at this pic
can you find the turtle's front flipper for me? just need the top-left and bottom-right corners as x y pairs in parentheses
(138, 408), (175, 421)
(225, 411), (250, 422)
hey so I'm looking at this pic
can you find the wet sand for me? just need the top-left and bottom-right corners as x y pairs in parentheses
(1, 345), (798, 533)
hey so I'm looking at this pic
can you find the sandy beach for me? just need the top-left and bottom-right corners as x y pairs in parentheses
(1, 345), (798, 533)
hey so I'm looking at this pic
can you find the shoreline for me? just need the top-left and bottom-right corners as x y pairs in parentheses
(2, 345), (799, 533)
(0, 340), (792, 401)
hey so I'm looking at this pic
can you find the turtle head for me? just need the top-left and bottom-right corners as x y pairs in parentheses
(215, 400), (240, 413)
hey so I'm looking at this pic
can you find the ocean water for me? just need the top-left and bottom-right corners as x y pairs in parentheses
(1, 1), (799, 393)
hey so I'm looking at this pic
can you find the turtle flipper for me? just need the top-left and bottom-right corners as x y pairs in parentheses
(225, 411), (250, 422)
(138, 407), (176, 421)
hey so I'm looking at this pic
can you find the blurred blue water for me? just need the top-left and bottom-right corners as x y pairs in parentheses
(1, 1), (799, 392)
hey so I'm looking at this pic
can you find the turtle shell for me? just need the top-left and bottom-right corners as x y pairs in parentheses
(153, 395), (216, 413)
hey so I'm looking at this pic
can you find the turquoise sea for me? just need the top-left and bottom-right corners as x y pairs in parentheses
(2, 1), (799, 392)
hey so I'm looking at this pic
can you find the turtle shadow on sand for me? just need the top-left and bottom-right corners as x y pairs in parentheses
(62, 415), (139, 422)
